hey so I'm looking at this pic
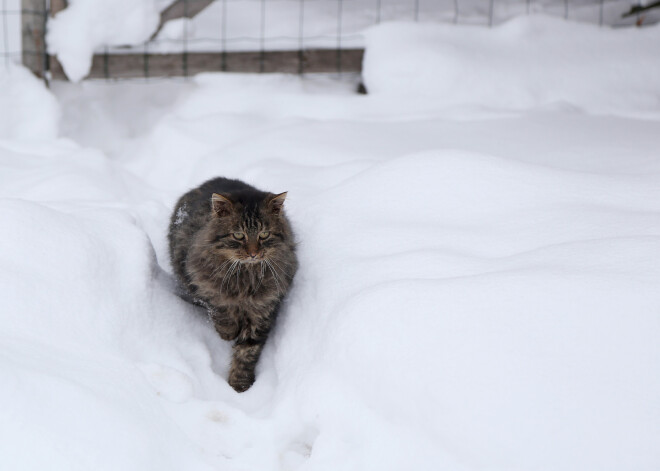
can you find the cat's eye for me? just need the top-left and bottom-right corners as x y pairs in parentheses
(259, 231), (270, 239)
(233, 232), (245, 240)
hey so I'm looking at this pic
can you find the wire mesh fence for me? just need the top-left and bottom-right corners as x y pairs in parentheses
(2, 0), (656, 81)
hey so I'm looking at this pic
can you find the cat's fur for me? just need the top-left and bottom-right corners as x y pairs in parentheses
(168, 177), (298, 392)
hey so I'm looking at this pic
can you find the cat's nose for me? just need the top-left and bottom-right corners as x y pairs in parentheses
(249, 252), (258, 258)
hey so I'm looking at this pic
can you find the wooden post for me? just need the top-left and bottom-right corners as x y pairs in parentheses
(21, 0), (47, 77)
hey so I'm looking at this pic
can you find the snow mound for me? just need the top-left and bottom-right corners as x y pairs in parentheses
(0, 200), (217, 470)
(47, 0), (160, 82)
(0, 64), (59, 140)
(0, 142), (223, 469)
(276, 149), (660, 470)
(363, 16), (660, 115)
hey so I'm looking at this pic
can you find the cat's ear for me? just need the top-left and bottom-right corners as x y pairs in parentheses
(211, 193), (233, 217)
(268, 192), (287, 215)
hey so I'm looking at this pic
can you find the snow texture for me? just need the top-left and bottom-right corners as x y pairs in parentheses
(2, 16), (660, 471)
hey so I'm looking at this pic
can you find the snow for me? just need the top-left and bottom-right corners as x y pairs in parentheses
(0, 64), (60, 140)
(47, 0), (160, 82)
(363, 16), (660, 116)
(2, 15), (660, 471)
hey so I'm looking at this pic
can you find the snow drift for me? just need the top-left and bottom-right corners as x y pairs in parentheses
(363, 16), (660, 115)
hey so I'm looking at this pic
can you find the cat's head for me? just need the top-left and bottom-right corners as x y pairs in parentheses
(207, 190), (289, 264)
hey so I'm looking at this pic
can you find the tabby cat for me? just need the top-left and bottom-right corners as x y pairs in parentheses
(168, 177), (298, 392)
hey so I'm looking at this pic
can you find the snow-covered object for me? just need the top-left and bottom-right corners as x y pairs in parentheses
(0, 64), (59, 140)
(47, 0), (160, 82)
(363, 16), (660, 115)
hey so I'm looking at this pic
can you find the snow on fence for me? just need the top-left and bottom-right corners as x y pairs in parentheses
(5, 0), (658, 81)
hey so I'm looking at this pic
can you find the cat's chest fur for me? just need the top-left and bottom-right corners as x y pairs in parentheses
(186, 250), (283, 308)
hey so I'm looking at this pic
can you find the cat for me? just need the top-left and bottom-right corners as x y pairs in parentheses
(168, 177), (298, 392)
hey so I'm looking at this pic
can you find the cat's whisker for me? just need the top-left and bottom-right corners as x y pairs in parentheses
(220, 263), (231, 289)
(255, 261), (265, 292)
(217, 260), (233, 279)
(211, 259), (232, 279)
(265, 259), (282, 296)
(229, 261), (240, 287)
(268, 258), (291, 280)
(221, 260), (239, 290)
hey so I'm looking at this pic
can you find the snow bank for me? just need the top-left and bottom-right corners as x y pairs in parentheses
(47, 0), (160, 82)
(0, 142), (220, 470)
(363, 16), (660, 115)
(0, 203), (211, 471)
(280, 150), (660, 470)
(0, 64), (59, 140)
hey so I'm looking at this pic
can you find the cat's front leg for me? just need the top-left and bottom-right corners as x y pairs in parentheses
(228, 314), (274, 392)
(208, 306), (242, 341)
(228, 337), (266, 392)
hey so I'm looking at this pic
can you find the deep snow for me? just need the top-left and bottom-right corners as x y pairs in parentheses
(1, 16), (660, 471)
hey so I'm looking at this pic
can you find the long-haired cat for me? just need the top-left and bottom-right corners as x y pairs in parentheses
(168, 177), (298, 392)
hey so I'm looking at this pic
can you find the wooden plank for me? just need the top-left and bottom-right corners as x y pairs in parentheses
(151, 0), (215, 39)
(21, 0), (47, 77)
(50, 49), (365, 80)
(50, 0), (67, 15)
(159, 0), (215, 23)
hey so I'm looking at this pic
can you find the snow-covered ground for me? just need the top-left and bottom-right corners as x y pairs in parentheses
(1, 16), (660, 471)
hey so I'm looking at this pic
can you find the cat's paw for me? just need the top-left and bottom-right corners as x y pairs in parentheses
(214, 323), (240, 341)
(228, 372), (255, 393)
